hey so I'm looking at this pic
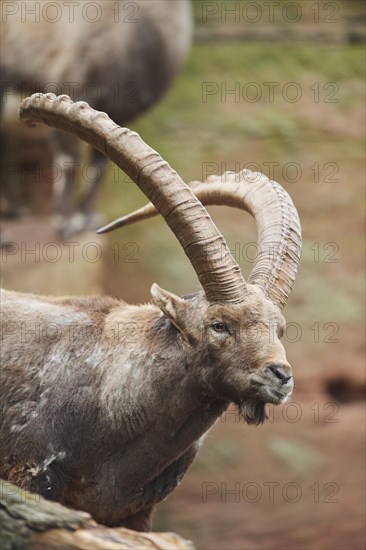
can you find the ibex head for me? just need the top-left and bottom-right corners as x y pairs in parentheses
(151, 282), (291, 424)
(20, 93), (301, 426)
(98, 170), (301, 426)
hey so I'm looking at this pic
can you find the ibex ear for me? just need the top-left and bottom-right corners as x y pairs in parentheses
(151, 283), (187, 332)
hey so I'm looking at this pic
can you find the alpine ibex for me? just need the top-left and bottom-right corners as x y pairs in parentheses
(0, 93), (302, 531)
(0, 0), (192, 236)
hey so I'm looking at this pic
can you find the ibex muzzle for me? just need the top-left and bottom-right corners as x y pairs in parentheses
(0, 94), (301, 531)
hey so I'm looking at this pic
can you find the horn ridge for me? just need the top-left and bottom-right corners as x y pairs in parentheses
(20, 93), (247, 303)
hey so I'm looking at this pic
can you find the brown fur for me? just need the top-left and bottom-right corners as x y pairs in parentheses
(0, 283), (293, 529)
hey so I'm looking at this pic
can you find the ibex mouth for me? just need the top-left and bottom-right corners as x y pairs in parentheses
(250, 373), (293, 405)
(264, 386), (292, 404)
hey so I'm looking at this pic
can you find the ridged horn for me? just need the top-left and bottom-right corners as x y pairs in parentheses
(20, 93), (246, 303)
(98, 170), (301, 309)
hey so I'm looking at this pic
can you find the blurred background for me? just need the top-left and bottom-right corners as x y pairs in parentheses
(1, 1), (365, 548)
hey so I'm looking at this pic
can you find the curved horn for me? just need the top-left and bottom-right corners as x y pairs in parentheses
(20, 93), (246, 303)
(98, 171), (301, 309)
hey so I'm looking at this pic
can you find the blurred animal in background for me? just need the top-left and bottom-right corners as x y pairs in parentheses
(1, 93), (302, 531)
(0, 0), (192, 237)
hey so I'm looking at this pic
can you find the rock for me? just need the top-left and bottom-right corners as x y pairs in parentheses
(0, 479), (195, 550)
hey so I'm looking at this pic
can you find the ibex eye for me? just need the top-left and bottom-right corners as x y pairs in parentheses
(212, 322), (227, 333)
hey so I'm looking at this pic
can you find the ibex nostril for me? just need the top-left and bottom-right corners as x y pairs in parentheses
(268, 365), (292, 384)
